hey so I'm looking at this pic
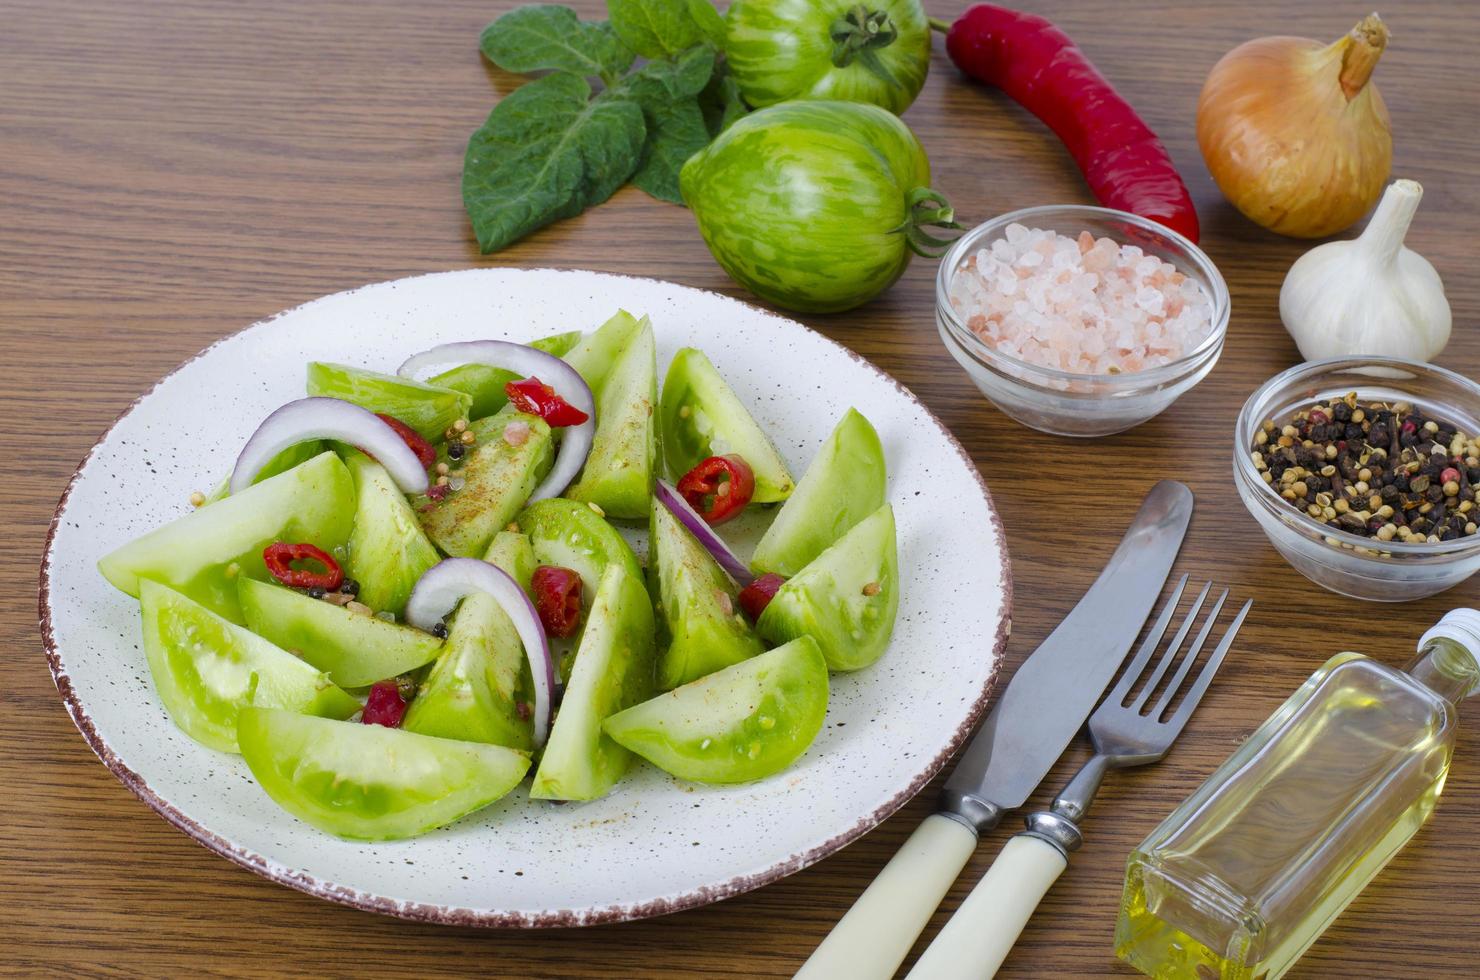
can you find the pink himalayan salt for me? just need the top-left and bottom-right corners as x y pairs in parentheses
(948, 224), (1215, 375)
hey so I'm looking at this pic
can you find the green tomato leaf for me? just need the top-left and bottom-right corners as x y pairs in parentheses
(631, 98), (709, 204)
(684, 0), (727, 48)
(606, 0), (704, 59)
(617, 44), (716, 107)
(698, 65), (746, 137)
(462, 72), (647, 253)
(479, 5), (635, 82)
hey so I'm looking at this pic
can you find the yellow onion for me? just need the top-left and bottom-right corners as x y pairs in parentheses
(1197, 13), (1392, 238)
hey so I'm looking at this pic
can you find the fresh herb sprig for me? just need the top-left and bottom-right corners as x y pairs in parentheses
(464, 1), (744, 253)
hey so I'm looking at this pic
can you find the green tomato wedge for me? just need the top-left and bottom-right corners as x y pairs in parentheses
(750, 408), (885, 577)
(757, 503), (898, 671)
(603, 635), (828, 784)
(140, 580), (359, 753)
(342, 452), (439, 616)
(531, 564), (656, 801)
(414, 407), (553, 557)
(651, 495), (763, 690)
(659, 347), (794, 503)
(305, 362), (472, 440)
(428, 330), (583, 420)
(516, 498), (642, 609)
(97, 451), (354, 623)
(238, 577), (442, 688)
(483, 529), (537, 594)
(237, 707), (530, 841)
(203, 440), (325, 504)
(565, 314), (656, 520)
(563, 309), (641, 394)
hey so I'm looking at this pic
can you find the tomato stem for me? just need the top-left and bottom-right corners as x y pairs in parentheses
(896, 186), (964, 258)
(830, 5), (902, 88)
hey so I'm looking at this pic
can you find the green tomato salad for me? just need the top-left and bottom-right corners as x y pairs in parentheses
(97, 311), (899, 842)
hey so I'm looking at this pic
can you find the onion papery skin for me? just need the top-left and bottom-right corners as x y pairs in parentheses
(1196, 16), (1392, 239)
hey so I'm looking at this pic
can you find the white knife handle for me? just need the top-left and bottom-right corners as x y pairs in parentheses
(796, 813), (978, 980)
(904, 834), (1067, 980)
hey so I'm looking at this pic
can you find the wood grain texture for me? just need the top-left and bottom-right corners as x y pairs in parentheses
(4, 0), (1478, 975)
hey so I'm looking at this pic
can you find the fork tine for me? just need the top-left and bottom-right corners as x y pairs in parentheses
(1164, 598), (1252, 733)
(1128, 580), (1211, 713)
(1149, 589), (1229, 720)
(1107, 574), (1189, 703)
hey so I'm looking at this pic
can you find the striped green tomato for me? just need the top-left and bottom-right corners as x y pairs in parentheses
(726, 0), (931, 115)
(679, 100), (959, 314)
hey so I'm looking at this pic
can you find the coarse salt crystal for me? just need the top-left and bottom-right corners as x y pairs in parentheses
(948, 226), (1215, 376)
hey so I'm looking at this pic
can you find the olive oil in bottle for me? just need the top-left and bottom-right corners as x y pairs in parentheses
(1114, 609), (1480, 980)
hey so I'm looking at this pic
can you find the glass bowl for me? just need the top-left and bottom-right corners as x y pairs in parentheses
(935, 204), (1230, 437)
(1235, 357), (1480, 601)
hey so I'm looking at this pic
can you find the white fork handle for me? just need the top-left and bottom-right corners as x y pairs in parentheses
(796, 813), (977, 980)
(904, 834), (1067, 980)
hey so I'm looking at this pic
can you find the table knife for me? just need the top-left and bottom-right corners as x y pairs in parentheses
(795, 480), (1193, 980)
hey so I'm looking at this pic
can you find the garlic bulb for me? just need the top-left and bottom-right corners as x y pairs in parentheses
(1280, 179), (1450, 362)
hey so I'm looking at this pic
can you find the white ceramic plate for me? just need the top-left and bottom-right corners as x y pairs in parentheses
(41, 269), (1011, 926)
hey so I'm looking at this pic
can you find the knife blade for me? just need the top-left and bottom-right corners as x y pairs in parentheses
(940, 479), (1193, 830)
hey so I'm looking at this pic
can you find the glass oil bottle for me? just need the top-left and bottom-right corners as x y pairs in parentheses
(1114, 609), (1480, 980)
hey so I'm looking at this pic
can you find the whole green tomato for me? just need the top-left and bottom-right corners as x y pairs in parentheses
(679, 100), (959, 314)
(726, 0), (931, 115)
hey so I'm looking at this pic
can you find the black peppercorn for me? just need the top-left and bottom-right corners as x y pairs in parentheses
(448, 442), (466, 460)
(1333, 402), (1352, 422)
(431, 621), (448, 639)
(307, 587), (326, 599)
(341, 578), (360, 596)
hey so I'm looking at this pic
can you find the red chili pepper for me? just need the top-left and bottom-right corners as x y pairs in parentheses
(943, 5), (1199, 243)
(362, 680), (407, 728)
(677, 455), (755, 525)
(505, 377), (589, 427)
(738, 573), (787, 621)
(531, 565), (583, 638)
(375, 413), (436, 469)
(262, 542), (344, 591)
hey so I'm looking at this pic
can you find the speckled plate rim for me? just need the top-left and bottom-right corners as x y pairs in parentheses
(39, 269), (1013, 927)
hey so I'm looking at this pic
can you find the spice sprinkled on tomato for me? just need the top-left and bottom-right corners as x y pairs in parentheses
(677, 455), (755, 524)
(505, 377), (590, 427)
(531, 564), (583, 637)
(362, 680), (407, 728)
(739, 573), (787, 621)
(376, 413), (436, 469)
(263, 542), (344, 591)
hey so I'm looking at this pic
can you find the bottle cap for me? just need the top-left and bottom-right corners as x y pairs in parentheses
(1417, 608), (1480, 659)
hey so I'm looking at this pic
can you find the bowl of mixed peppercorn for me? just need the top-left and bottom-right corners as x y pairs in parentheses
(1236, 357), (1480, 601)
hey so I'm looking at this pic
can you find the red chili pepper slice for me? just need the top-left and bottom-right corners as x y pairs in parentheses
(677, 455), (756, 525)
(531, 565), (583, 638)
(362, 680), (407, 728)
(262, 542), (344, 591)
(375, 413), (436, 469)
(504, 377), (590, 427)
(738, 573), (787, 621)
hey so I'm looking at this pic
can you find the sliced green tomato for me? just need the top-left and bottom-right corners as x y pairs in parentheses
(305, 362), (471, 440)
(237, 707), (530, 841)
(343, 452), (439, 616)
(203, 441), (325, 504)
(483, 529), (537, 594)
(516, 498), (642, 609)
(139, 580), (358, 753)
(758, 503), (898, 671)
(238, 577), (443, 688)
(402, 590), (534, 751)
(750, 408), (885, 576)
(651, 497), (763, 690)
(563, 310), (641, 395)
(414, 407), (553, 557)
(660, 347), (794, 503)
(97, 451), (354, 623)
(531, 564), (656, 801)
(428, 330), (584, 419)
(566, 314), (656, 520)
(603, 636), (828, 784)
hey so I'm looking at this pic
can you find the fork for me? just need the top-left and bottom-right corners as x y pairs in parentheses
(905, 577), (1250, 980)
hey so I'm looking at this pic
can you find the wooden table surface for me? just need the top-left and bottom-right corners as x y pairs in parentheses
(6, 0), (1478, 975)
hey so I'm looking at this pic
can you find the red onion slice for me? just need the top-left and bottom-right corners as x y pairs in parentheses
(405, 558), (556, 748)
(230, 397), (429, 496)
(397, 340), (595, 503)
(655, 479), (755, 585)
